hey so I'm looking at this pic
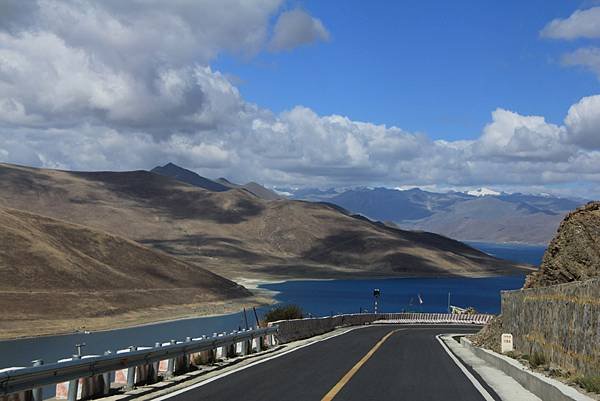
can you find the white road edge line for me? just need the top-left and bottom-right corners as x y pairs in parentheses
(151, 326), (362, 401)
(436, 334), (496, 401)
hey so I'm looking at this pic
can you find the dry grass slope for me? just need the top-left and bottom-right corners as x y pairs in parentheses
(0, 205), (252, 338)
(0, 162), (533, 282)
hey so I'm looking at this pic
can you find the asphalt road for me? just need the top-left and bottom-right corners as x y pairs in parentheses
(157, 325), (489, 401)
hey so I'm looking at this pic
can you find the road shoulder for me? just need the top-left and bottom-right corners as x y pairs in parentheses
(441, 334), (543, 401)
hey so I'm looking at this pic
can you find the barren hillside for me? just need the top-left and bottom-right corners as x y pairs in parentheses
(0, 205), (253, 337)
(0, 163), (533, 281)
(525, 201), (600, 288)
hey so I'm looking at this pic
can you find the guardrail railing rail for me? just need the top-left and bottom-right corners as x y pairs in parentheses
(0, 326), (278, 401)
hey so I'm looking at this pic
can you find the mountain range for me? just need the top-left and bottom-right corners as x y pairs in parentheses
(151, 164), (583, 245)
(281, 187), (586, 245)
(0, 162), (533, 336)
(152, 162), (282, 200)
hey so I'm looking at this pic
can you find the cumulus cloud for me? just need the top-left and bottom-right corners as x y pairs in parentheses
(269, 9), (330, 51)
(0, 0), (599, 195)
(476, 109), (569, 162)
(565, 95), (600, 149)
(541, 7), (600, 39)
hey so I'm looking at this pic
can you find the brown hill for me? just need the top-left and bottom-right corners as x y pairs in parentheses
(0, 163), (532, 282)
(525, 201), (600, 288)
(219, 180), (282, 200)
(0, 205), (252, 338)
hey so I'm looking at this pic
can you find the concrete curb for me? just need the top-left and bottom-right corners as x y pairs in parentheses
(461, 337), (595, 401)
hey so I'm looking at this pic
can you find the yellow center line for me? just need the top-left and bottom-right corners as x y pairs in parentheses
(320, 329), (402, 401)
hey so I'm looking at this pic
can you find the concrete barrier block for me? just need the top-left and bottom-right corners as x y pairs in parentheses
(55, 376), (103, 400)
(0, 391), (32, 401)
(54, 356), (104, 400)
(269, 313), (380, 343)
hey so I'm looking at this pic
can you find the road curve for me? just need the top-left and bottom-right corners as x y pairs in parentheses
(155, 325), (489, 401)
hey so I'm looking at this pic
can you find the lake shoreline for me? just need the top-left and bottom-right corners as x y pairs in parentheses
(0, 274), (528, 369)
(0, 272), (530, 342)
(0, 294), (274, 342)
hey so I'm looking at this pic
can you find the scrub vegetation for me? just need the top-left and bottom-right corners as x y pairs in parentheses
(263, 305), (304, 323)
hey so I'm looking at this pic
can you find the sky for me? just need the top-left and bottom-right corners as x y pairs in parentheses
(0, 0), (600, 198)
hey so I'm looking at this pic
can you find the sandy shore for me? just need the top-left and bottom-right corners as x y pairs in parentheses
(0, 293), (274, 341)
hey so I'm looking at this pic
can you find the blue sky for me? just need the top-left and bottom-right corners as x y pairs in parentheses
(1, 1), (600, 197)
(215, 1), (596, 140)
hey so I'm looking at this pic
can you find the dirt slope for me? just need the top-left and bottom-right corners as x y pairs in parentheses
(525, 201), (600, 288)
(0, 163), (532, 281)
(0, 205), (254, 337)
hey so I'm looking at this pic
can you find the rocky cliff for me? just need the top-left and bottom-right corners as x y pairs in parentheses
(525, 201), (600, 288)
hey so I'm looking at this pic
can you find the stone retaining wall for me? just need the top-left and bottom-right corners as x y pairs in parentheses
(268, 314), (378, 343)
(502, 278), (600, 377)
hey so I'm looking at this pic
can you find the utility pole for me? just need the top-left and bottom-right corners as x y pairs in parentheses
(373, 289), (381, 314)
(447, 292), (451, 314)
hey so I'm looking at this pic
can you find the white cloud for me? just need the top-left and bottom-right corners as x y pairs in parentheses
(562, 47), (600, 79)
(0, 1), (599, 197)
(541, 7), (600, 39)
(565, 95), (600, 149)
(269, 9), (330, 51)
(476, 109), (569, 162)
(542, 7), (600, 82)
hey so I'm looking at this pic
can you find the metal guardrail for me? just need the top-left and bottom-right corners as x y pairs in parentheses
(0, 326), (277, 397)
(0, 312), (494, 398)
(375, 313), (494, 324)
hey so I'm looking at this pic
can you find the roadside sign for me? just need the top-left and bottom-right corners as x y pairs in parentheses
(501, 333), (514, 353)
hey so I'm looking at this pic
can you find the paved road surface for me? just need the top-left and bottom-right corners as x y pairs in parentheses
(156, 325), (490, 401)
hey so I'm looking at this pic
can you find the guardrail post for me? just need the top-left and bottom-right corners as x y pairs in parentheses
(253, 331), (262, 353)
(215, 333), (223, 360)
(242, 330), (249, 355)
(31, 359), (43, 401)
(257, 327), (263, 352)
(166, 340), (176, 378)
(125, 346), (137, 390)
(67, 355), (81, 401)
(152, 343), (160, 382)
(183, 337), (192, 371)
(226, 332), (236, 358)
(234, 329), (244, 356)
(102, 351), (112, 395)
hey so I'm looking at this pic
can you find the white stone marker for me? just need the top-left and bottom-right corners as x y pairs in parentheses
(501, 333), (514, 353)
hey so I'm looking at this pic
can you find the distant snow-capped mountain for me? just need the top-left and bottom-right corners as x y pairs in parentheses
(286, 186), (586, 245)
(466, 187), (502, 197)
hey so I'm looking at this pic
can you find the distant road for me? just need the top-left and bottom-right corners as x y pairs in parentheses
(154, 325), (494, 401)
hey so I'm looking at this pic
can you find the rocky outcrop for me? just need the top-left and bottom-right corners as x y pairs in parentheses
(525, 201), (600, 288)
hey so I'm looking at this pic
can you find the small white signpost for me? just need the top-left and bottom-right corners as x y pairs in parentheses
(501, 333), (514, 353)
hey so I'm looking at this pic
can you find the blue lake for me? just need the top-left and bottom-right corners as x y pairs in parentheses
(260, 276), (525, 316)
(0, 241), (541, 369)
(466, 241), (546, 266)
